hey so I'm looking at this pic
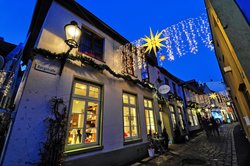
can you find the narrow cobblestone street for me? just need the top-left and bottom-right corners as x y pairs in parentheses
(132, 123), (238, 166)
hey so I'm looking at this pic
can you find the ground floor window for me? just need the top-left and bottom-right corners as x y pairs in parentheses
(123, 93), (139, 141)
(192, 109), (199, 126)
(66, 81), (101, 150)
(159, 104), (165, 132)
(144, 99), (156, 134)
(177, 107), (185, 130)
(169, 105), (176, 128)
(187, 109), (194, 126)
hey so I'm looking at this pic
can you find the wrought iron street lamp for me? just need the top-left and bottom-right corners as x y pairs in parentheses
(59, 21), (81, 75)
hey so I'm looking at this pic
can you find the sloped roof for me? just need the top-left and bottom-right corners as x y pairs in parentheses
(0, 40), (16, 57)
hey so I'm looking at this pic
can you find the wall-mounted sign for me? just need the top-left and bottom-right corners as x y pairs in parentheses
(35, 63), (59, 75)
(158, 85), (170, 94)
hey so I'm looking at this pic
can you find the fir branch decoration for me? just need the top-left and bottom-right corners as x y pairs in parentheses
(39, 97), (68, 166)
(32, 48), (156, 91)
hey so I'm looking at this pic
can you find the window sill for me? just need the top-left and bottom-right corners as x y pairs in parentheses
(64, 145), (103, 156)
(76, 51), (106, 63)
(123, 138), (143, 145)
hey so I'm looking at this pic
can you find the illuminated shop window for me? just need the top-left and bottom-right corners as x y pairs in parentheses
(123, 93), (139, 141)
(159, 104), (165, 131)
(144, 99), (156, 134)
(187, 109), (194, 126)
(169, 105), (176, 128)
(177, 107), (185, 130)
(66, 81), (101, 151)
(192, 110), (198, 126)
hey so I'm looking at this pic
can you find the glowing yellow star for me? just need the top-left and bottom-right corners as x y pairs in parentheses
(141, 28), (167, 55)
(160, 55), (166, 61)
(209, 93), (217, 99)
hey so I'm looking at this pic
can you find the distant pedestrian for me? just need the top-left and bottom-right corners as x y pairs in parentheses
(201, 116), (210, 138)
(162, 128), (169, 150)
(210, 116), (220, 136)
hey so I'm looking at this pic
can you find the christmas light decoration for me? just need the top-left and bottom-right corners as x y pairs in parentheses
(141, 28), (167, 55)
(117, 13), (214, 71)
(209, 93), (217, 99)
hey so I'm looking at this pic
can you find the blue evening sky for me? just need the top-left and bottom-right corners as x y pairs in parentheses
(0, 0), (224, 87)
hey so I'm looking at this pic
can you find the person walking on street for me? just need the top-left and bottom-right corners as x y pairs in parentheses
(210, 116), (220, 136)
(162, 127), (169, 151)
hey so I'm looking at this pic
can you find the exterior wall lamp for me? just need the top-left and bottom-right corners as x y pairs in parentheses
(59, 21), (81, 75)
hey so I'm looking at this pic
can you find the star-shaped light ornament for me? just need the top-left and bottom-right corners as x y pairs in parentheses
(141, 28), (167, 55)
(160, 55), (166, 61)
(209, 93), (217, 99)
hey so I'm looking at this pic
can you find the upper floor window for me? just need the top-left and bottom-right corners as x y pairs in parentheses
(79, 27), (104, 61)
(66, 81), (102, 151)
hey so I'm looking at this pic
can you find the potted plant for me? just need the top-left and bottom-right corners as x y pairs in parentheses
(147, 135), (155, 158)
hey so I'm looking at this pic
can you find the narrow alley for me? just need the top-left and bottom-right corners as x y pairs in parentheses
(132, 123), (238, 166)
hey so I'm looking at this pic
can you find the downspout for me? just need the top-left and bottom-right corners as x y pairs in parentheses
(181, 85), (189, 135)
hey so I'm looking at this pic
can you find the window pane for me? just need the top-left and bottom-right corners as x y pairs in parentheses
(129, 96), (135, 105)
(189, 115), (194, 126)
(124, 116), (130, 126)
(131, 116), (137, 126)
(171, 113), (176, 126)
(144, 100), (148, 107)
(177, 107), (181, 113)
(150, 118), (155, 126)
(68, 129), (83, 145)
(151, 125), (156, 134)
(74, 83), (87, 96)
(130, 108), (136, 117)
(72, 100), (85, 113)
(148, 100), (152, 108)
(124, 127), (130, 138)
(149, 110), (154, 119)
(131, 126), (138, 137)
(123, 107), (129, 116)
(169, 105), (174, 112)
(89, 86), (99, 98)
(147, 126), (151, 134)
(123, 94), (129, 104)
(85, 102), (98, 143)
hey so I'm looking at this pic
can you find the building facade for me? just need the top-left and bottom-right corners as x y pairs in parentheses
(205, 0), (250, 141)
(1, 0), (189, 165)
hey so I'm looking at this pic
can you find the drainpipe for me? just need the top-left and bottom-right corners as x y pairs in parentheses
(180, 85), (189, 135)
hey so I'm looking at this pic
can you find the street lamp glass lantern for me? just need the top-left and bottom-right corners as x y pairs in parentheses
(64, 21), (81, 48)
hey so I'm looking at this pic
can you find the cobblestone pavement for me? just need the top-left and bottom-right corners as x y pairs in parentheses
(132, 123), (238, 166)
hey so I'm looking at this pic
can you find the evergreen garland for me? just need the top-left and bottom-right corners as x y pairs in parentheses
(32, 48), (156, 91)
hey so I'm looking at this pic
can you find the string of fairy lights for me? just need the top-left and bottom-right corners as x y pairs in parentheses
(117, 13), (214, 71)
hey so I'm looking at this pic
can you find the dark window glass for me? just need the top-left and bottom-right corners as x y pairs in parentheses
(165, 78), (169, 85)
(79, 28), (104, 60)
(172, 82), (177, 95)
